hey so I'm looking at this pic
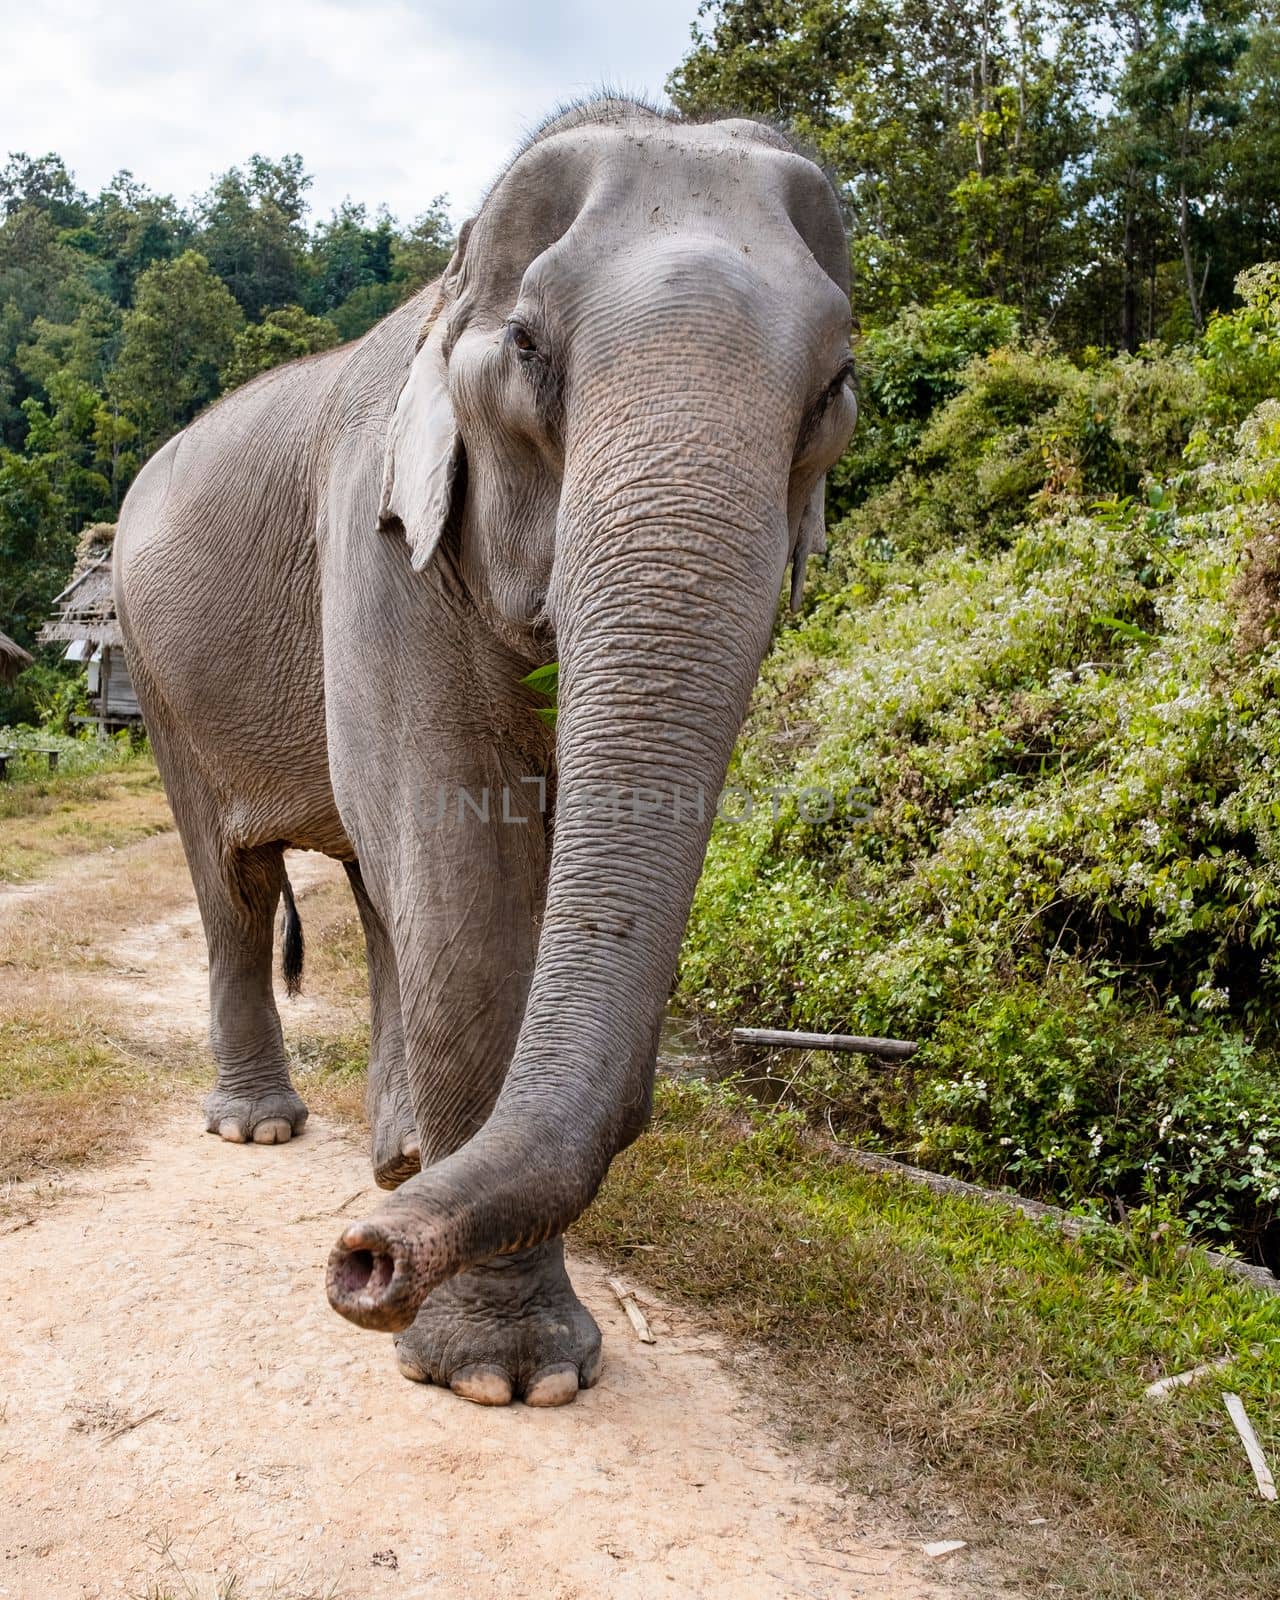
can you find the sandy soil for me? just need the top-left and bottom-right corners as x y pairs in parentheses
(0, 843), (964, 1600)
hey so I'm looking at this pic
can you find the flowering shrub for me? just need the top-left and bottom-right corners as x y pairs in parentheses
(681, 268), (1280, 1258)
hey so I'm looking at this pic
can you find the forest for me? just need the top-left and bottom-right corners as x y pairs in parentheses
(5, 0), (1280, 1258)
(0, 152), (453, 716)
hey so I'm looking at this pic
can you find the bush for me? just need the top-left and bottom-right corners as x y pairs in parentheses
(831, 292), (1019, 517)
(681, 270), (1280, 1260)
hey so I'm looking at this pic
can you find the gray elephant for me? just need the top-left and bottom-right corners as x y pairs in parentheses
(114, 97), (856, 1406)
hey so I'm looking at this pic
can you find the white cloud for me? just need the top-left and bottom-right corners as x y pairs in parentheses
(0, 0), (701, 223)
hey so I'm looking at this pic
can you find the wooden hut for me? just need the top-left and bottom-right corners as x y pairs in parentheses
(39, 523), (142, 732)
(0, 629), (32, 685)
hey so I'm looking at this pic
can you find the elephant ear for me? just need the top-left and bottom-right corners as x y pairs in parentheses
(789, 476), (828, 612)
(378, 322), (463, 572)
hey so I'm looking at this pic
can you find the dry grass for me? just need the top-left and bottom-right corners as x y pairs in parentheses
(0, 757), (172, 883)
(0, 832), (194, 975)
(289, 1030), (370, 1130)
(0, 1006), (202, 1198)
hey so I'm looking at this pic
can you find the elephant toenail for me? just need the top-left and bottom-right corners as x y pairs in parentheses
(449, 1365), (513, 1406)
(524, 1364), (580, 1407)
(395, 1345), (428, 1383)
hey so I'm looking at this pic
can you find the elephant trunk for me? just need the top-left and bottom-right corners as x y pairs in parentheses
(328, 353), (791, 1333)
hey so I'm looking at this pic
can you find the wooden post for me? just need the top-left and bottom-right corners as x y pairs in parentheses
(732, 1027), (917, 1060)
(98, 646), (110, 741)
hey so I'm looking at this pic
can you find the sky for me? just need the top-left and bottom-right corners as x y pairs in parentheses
(2, 0), (705, 225)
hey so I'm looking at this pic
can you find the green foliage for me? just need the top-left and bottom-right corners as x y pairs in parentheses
(521, 662), (559, 728)
(221, 304), (339, 390)
(1196, 261), (1280, 421)
(0, 448), (72, 645)
(195, 154), (311, 319)
(682, 272), (1280, 1258)
(832, 292), (1018, 515)
(672, 0), (1280, 346)
(110, 251), (243, 451)
(0, 145), (456, 706)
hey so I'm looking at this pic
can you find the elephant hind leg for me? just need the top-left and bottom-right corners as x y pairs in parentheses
(195, 840), (309, 1145)
(344, 862), (419, 1188)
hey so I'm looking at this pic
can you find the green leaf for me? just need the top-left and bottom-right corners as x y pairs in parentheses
(521, 662), (560, 698)
(1091, 615), (1155, 645)
(522, 661), (559, 730)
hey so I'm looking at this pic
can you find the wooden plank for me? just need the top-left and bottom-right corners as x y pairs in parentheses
(732, 1027), (918, 1060)
(1145, 1355), (1233, 1400)
(1224, 1392), (1278, 1500)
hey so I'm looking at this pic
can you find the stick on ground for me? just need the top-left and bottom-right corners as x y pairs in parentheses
(732, 1027), (918, 1060)
(1224, 1392), (1278, 1501)
(606, 1276), (656, 1344)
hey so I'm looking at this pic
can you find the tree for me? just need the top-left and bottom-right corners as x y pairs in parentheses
(195, 154), (311, 318)
(310, 196), (453, 340)
(0, 153), (86, 226)
(669, 0), (1098, 325)
(1117, 0), (1250, 333)
(221, 304), (339, 389)
(111, 251), (243, 451)
(0, 446), (71, 647)
(391, 198), (454, 296)
(307, 200), (394, 314)
(81, 172), (186, 305)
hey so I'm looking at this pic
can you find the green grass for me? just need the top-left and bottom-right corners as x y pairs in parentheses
(576, 1078), (1280, 1600)
(0, 752), (171, 881)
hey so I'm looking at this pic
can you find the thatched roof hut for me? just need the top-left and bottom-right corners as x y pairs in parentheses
(0, 629), (32, 685)
(39, 523), (141, 727)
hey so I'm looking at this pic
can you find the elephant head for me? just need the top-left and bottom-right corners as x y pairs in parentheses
(328, 99), (856, 1330)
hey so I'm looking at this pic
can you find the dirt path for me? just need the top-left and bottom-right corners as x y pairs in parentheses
(0, 843), (963, 1600)
(89, 846), (348, 1042)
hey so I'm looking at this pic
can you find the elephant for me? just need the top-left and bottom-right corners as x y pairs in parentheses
(113, 96), (856, 1407)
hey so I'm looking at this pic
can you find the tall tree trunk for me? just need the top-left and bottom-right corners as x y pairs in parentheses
(1122, 184), (1138, 354)
(1178, 180), (1203, 333)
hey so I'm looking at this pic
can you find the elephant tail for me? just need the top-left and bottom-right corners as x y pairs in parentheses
(280, 873), (305, 998)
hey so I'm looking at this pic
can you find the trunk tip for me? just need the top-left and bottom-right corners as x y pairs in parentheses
(327, 1216), (429, 1333)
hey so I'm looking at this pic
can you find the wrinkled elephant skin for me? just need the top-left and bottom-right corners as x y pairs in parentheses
(114, 98), (857, 1405)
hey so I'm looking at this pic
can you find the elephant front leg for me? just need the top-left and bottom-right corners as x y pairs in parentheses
(377, 800), (600, 1406)
(394, 1238), (601, 1406)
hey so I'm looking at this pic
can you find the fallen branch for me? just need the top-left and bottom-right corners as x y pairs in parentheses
(101, 1406), (163, 1445)
(1145, 1356), (1234, 1400)
(732, 1027), (917, 1060)
(1224, 1392), (1277, 1500)
(606, 1276), (655, 1344)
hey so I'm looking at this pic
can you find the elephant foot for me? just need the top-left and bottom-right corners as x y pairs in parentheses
(371, 1098), (421, 1191)
(393, 1237), (601, 1407)
(204, 1084), (308, 1145)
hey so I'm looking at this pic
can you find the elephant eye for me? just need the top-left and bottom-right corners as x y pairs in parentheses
(507, 322), (538, 359)
(827, 361), (855, 402)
